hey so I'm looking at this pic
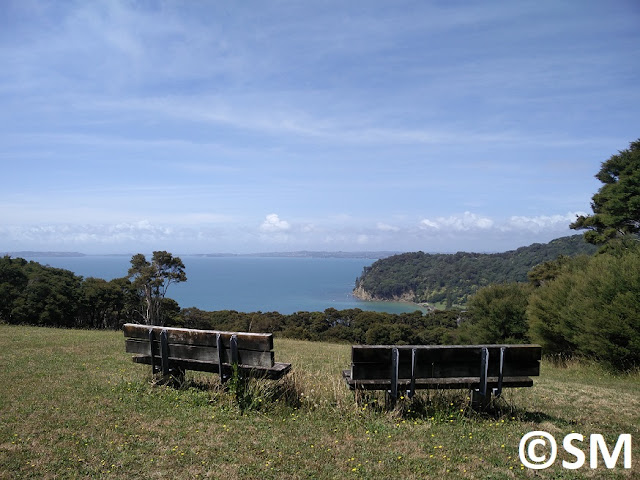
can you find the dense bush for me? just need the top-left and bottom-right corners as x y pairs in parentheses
(0, 256), (138, 329)
(2, 257), (82, 327)
(173, 306), (464, 345)
(459, 282), (532, 344)
(527, 243), (640, 371)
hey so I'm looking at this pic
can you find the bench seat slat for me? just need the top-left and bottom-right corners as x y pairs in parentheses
(132, 355), (291, 379)
(351, 344), (541, 364)
(125, 338), (275, 368)
(350, 361), (540, 380)
(123, 324), (273, 352)
(343, 370), (533, 390)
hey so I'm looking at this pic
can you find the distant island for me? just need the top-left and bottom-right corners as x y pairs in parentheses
(353, 235), (598, 309)
(1, 251), (87, 258)
(195, 251), (400, 259)
(3, 250), (399, 260)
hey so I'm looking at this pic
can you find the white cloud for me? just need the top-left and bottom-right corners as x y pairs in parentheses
(0, 209), (589, 255)
(420, 211), (494, 231)
(259, 214), (291, 233)
(503, 212), (586, 233)
(376, 222), (400, 232)
(419, 219), (440, 230)
(417, 211), (587, 236)
(0, 221), (177, 249)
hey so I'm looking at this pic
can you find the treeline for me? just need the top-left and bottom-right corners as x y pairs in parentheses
(355, 235), (597, 307)
(0, 256), (141, 329)
(174, 307), (465, 345)
(0, 255), (465, 344)
(457, 238), (640, 371)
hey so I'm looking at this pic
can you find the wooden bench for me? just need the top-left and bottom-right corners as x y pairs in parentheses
(123, 324), (291, 382)
(343, 344), (541, 407)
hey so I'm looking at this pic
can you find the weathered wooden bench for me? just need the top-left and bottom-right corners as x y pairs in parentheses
(343, 344), (541, 408)
(123, 324), (291, 382)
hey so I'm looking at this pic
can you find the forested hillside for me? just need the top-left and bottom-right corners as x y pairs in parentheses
(354, 235), (597, 307)
(0, 254), (464, 345)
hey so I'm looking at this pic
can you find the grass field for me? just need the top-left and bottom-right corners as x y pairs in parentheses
(0, 324), (638, 479)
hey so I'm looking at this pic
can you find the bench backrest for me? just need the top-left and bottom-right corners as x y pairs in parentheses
(123, 323), (275, 368)
(350, 344), (541, 381)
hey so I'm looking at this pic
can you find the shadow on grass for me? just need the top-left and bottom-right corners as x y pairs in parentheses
(507, 408), (578, 427)
(352, 388), (578, 425)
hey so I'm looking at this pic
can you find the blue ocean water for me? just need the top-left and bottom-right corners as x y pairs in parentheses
(19, 255), (424, 315)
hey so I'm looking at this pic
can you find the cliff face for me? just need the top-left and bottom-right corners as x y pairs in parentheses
(353, 284), (415, 303)
(352, 284), (370, 300)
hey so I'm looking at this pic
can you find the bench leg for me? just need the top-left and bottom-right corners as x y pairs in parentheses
(470, 389), (491, 410)
(385, 390), (397, 410)
(387, 347), (399, 408)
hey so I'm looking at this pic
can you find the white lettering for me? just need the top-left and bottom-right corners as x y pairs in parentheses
(562, 433), (585, 469)
(519, 431), (557, 469)
(519, 432), (632, 470)
(590, 434), (632, 469)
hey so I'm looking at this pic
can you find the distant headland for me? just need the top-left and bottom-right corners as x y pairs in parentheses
(1, 251), (87, 258)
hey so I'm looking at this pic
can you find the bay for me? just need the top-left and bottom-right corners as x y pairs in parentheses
(19, 255), (424, 315)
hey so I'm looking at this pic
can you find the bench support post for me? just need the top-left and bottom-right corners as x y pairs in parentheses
(479, 347), (488, 396)
(472, 347), (491, 410)
(493, 347), (505, 398)
(471, 388), (491, 410)
(230, 334), (239, 365)
(149, 329), (157, 374)
(217, 333), (226, 383)
(408, 348), (417, 399)
(160, 329), (170, 376)
(387, 347), (399, 408)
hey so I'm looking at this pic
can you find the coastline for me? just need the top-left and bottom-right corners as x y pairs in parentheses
(352, 285), (434, 313)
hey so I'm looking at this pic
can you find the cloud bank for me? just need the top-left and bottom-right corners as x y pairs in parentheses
(0, 211), (586, 254)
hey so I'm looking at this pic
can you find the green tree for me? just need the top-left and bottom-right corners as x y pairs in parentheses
(0, 256), (28, 323)
(527, 255), (572, 287)
(78, 277), (135, 329)
(571, 139), (640, 244)
(365, 323), (392, 345)
(128, 251), (186, 325)
(527, 248), (640, 371)
(11, 263), (82, 327)
(463, 283), (532, 344)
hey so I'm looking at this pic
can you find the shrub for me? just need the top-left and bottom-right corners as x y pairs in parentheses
(462, 283), (532, 344)
(527, 246), (640, 371)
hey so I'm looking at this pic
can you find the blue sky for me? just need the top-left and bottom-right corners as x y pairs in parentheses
(1, 0), (639, 254)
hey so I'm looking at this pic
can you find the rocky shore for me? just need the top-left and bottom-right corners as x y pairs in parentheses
(353, 285), (434, 312)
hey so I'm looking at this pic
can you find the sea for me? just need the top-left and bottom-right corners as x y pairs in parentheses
(16, 255), (425, 315)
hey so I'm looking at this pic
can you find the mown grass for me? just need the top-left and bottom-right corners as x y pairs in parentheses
(0, 324), (638, 479)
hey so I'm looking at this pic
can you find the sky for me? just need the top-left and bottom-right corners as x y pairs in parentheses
(1, 0), (639, 254)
